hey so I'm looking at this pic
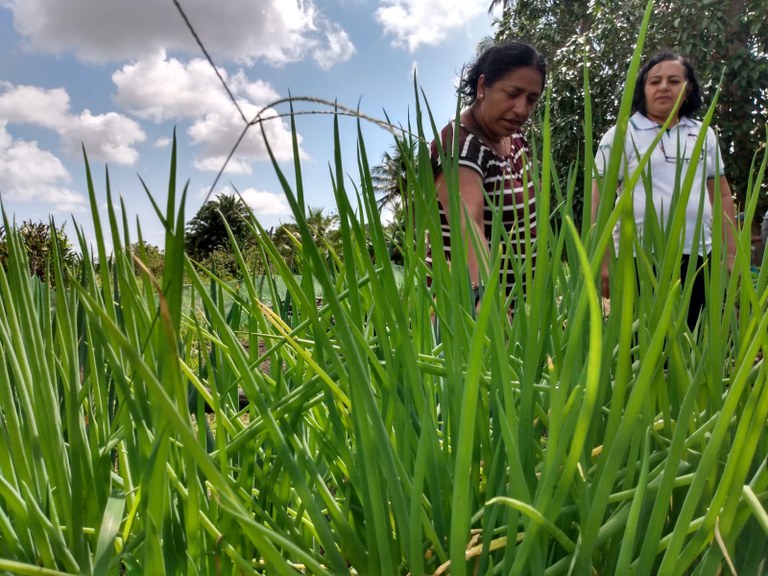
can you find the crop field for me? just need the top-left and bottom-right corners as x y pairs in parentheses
(0, 2), (767, 575)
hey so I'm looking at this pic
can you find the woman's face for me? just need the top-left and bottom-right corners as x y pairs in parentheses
(643, 59), (689, 124)
(476, 66), (543, 139)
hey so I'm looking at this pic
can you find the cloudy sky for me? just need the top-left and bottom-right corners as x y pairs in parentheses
(0, 0), (497, 249)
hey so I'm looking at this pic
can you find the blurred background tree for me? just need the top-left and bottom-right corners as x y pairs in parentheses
(270, 221), (301, 273)
(185, 193), (253, 261)
(494, 0), (768, 222)
(372, 139), (418, 267)
(185, 192), (268, 278)
(130, 241), (165, 279)
(0, 219), (79, 285)
(185, 192), (345, 277)
(270, 207), (342, 274)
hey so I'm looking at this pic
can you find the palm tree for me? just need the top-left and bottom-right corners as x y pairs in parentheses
(305, 207), (339, 246)
(371, 139), (417, 211)
(185, 193), (251, 260)
(0, 219), (78, 285)
(487, 0), (513, 14)
(306, 207), (342, 265)
(269, 208), (340, 273)
(475, 35), (498, 55)
(372, 139), (422, 268)
(268, 222), (298, 273)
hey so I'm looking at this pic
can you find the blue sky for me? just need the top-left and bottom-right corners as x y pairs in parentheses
(0, 0), (497, 250)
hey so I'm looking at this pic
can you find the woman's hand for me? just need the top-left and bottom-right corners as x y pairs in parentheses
(708, 175), (738, 274)
(592, 179), (612, 299)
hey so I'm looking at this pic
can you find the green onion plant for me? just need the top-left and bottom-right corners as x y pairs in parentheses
(0, 3), (767, 574)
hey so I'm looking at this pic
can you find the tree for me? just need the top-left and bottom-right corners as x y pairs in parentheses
(371, 139), (418, 264)
(270, 222), (301, 273)
(372, 139), (418, 211)
(304, 207), (342, 268)
(383, 202), (409, 266)
(495, 0), (768, 219)
(0, 219), (78, 285)
(372, 138), (420, 267)
(487, 0), (512, 14)
(185, 193), (253, 260)
(130, 242), (165, 279)
(305, 207), (340, 248)
(269, 208), (341, 274)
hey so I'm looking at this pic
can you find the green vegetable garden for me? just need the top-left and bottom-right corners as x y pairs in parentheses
(0, 2), (767, 575)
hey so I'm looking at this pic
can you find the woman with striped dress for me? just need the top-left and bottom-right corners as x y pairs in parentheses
(429, 40), (546, 310)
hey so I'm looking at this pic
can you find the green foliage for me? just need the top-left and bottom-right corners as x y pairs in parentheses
(383, 203), (408, 265)
(269, 220), (301, 272)
(184, 192), (252, 260)
(496, 0), (768, 219)
(1, 10), (768, 575)
(0, 218), (79, 285)
(373, 136), (420, 266)
(129, 241), (164, 278)
(269, 207), (342, 274)
(372, 139), (418, 210)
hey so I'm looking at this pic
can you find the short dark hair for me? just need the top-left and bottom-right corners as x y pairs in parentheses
(632, 51), (703, 118)
(458, 40), (547, 104)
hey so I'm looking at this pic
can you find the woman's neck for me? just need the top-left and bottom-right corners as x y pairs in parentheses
(465, 106), (508, 158)
(645, 111), (680, 127)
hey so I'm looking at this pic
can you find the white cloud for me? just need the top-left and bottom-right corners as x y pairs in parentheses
(193, 155), (253, 175)
(0, 82), (70, 127)
(112, 52), (301, 173)
(4, 1), (349, 176)
(153, 137), (171, 148)
(112, 53), (254, 122)
(195, 185), (291, 219)
(311, 24), (356, 70)
(0, 83), (146, 165)
(186, 105), (302, 175)
(237, 188), (292, 217)
(376, 0), (484, 52)
(0, 122), (87, 211)
(5, 0), (354, 69)
(61, 110), (145, 164)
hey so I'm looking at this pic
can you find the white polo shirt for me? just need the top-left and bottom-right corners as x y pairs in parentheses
(595, 111), (725, 256)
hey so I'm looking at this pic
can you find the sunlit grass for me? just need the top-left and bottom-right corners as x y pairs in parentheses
(1, 3), (768, 574)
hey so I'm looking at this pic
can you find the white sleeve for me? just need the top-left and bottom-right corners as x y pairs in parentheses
(705, 126), (726, 178)
(594, 125), (624, 181)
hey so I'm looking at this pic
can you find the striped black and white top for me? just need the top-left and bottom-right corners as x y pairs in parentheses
(427, 121), (537, 302)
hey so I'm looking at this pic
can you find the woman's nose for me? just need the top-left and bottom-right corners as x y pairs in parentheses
(512, 96), (528, 115)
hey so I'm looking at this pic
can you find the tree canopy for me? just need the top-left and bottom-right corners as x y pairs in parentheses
(185, 193), (252, 260)
(495, 0), (768, 217)
(372, 140), (418, 211)
(0, 219), (78, 285)
(271, 207), (342, 273)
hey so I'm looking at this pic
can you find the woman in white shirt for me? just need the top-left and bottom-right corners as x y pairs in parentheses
(592, 51), (737, 330)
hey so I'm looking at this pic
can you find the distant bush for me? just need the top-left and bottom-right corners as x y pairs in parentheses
(0, 218), (79, 285)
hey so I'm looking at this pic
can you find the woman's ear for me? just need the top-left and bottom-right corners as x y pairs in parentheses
(477, 74), (487, 97)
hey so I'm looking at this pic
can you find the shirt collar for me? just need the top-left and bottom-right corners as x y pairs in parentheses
(630, 111), (695, 130)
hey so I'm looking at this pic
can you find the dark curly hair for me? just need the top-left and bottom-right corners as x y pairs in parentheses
(458, 40), (547, 105)
(632, 51), (703, 118)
